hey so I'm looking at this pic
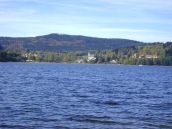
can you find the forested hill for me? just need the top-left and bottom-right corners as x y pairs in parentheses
(0, 33), (142, 51)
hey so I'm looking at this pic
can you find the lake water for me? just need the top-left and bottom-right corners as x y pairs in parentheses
(0, 63), (172, 129)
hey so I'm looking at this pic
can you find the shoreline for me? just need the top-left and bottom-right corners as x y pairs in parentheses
(0, 61), (172, 67)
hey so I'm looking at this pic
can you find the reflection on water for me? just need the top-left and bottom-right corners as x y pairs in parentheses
(0, 63), (172, 129)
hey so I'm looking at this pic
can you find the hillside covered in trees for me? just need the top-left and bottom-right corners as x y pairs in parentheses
(0, 33), (172, 65)
(1, 42), (172, 66)
(0, 34), (142, 51)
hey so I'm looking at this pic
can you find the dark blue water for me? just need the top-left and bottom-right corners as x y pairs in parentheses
(0, 63), (172, 129)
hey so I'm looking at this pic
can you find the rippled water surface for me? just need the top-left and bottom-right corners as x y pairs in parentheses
(0, 63), (172, 129)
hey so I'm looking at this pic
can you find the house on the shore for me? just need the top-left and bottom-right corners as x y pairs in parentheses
(145, 55), (158, 59)
(76, 59), (85, 63)
(24, 53), (38, 58)
(132, 53), (158, 59)
(110, 60), (118, 64)
(138, 54), (158, 59)
(87, 53), (96, 62)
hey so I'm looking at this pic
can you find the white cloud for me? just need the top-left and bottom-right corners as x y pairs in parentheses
(106, 0), (172, 14)
(0, 0), (171, 42)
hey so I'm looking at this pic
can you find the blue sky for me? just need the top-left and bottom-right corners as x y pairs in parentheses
(0, 0), (172, 42)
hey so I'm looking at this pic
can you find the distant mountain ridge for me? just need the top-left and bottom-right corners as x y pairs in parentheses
(0, 33), (143, 51)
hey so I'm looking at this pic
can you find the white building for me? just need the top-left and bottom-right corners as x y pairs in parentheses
(87, 53), (96, 62)
(76, 59), (84, 63)
(110, 60), (117, 64)
(145, 55), (158, 59)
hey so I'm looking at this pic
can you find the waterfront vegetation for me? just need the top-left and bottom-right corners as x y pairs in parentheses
(0, 51), (25, 62)
(0, 42), (172, 65)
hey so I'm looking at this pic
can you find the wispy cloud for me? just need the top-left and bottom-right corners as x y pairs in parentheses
(100, 0), (172, 10)
(0, 0), (172, 42)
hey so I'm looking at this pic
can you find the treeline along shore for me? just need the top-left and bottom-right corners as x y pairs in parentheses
(1, 42), (172, 66)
